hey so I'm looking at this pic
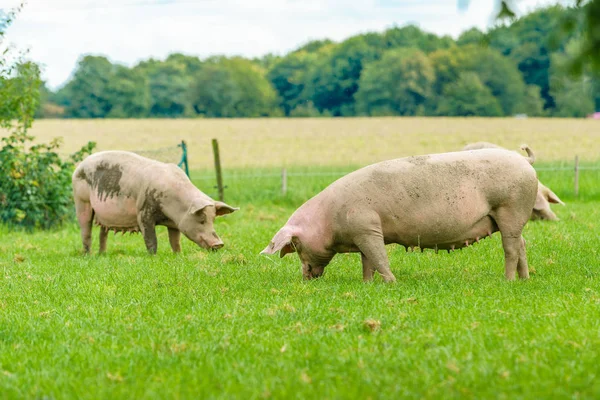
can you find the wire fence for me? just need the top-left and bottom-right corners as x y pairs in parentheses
(190, 154), (600, 201)
(26, 143), (600, 203)
(193, 165), (600, 179)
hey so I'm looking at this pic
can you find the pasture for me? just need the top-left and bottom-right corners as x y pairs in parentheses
(21, 117), (600, 168)
(1, 118), (599, 399)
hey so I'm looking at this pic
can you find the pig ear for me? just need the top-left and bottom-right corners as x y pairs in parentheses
(189, 199), (212, 215)
(260, 228), (297, 258)
(534, 190), (548, 211)
(542, 187), (565, 205)
(215, 201), (239, 216)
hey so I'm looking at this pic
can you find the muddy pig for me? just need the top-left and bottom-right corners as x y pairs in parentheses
(463, 142), (564, 220)
(72, 151), (238, 254)
(262, 147), (538, 282)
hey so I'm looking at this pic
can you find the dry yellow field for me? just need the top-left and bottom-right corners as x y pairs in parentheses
(5, 117), (599, 169)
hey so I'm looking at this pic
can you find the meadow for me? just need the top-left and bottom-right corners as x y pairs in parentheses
(1, 118), (599, 399)
(20, 117), (600, 168)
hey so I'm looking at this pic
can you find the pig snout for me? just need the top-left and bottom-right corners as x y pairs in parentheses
(210, 240), (224, 251)
(302, 263), (325, 280)
(194, 233), (224, 251)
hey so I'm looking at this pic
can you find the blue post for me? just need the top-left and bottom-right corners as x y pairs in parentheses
(177, 140), (189, 177)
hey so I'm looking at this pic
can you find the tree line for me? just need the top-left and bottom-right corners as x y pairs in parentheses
(37, 5), (600, 119)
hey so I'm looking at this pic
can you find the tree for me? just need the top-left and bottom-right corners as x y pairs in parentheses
(575, 0), (600, 73)
(549, 39), (596, 117)
(466, 46), (529, 116)
(487, 6), (574, 109)
(252, 53), (281, 71)
(429, 45), (530, 116)
(457, 28), (485, 46)
(485, 0), (600, 73)
(63, 55), (114, 118)
(34, 83), (67, 118)
(463, 0), (600, 103)
(355, 48), (435, 116)
(165, 53), (203, 75)
(0, 61), (41, 128)
(289, 101), (330, 117)
(436, 72), (503, 116)
(429, 46), (471, 96)
(135, 56), (199, 118)
(383, 25), (453, 52)
(189, 63), (237, 117)
(189, 58), (279, 117)
(293, 39), (334, 54)
(63, 56), (152, 118)
(268, 50), (321, 116)
(106, 66), (151, 118)
(302, 35), (384, 116)
(519, 85), (545, 116)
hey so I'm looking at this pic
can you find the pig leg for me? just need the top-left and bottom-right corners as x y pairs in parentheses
(516, 236), (529, 279)
(500, 236), (521, 280)
(99, 227), (108, 254)
(138, 216), (158, 254)
(492, 207), (529, 281)
(361, 253), (375, 282)
(355, 235), (396, 283)
(168, 228), (181, 253)
(75, 198), (94, 254)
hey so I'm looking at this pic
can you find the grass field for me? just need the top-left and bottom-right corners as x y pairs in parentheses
(1, 118), (600, 398)
(9, 117), (600, 168)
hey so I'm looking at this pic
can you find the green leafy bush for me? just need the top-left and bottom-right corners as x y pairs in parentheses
(0, 133), (95, 230)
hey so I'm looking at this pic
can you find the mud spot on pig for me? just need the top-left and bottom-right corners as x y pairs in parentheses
(140, 188), (167, 223)
(76, 168), (88, 183)
(406, 155), (430, 166)
(90, 162), (124, 200)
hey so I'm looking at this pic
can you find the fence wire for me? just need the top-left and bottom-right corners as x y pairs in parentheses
(192, 165), (600, 181)
(128, 145), (183, 164)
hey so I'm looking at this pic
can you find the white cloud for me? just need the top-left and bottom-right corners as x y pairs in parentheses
(1, 0), (567, 89)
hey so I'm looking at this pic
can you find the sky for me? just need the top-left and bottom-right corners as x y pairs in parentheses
(0, 0), (566, 89)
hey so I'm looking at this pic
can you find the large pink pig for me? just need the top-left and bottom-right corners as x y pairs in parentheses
(72, 151), (238, 254)
(262, 147), (538, 282)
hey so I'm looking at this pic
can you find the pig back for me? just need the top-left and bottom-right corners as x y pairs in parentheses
(324, 149), (537, 245)
(74, 151), (190, 200)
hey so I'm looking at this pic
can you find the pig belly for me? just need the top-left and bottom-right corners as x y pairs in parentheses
(386, 215), (498, 250)
(90, 194), (139, 228)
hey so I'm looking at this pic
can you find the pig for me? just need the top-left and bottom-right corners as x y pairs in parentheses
(463, 142), (565, 221)
(72, 151), (238, 254)
(261, 147), (538, 282)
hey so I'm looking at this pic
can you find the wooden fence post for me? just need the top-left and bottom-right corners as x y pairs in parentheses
(574, 155), (579, 198)
(212, 139), (224, 202)
(282, 168), (287, 195)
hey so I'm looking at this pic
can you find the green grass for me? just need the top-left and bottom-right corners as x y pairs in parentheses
(1, 164), (599, 399)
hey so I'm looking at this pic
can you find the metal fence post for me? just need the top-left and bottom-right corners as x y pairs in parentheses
(177, 140), (190, 177)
